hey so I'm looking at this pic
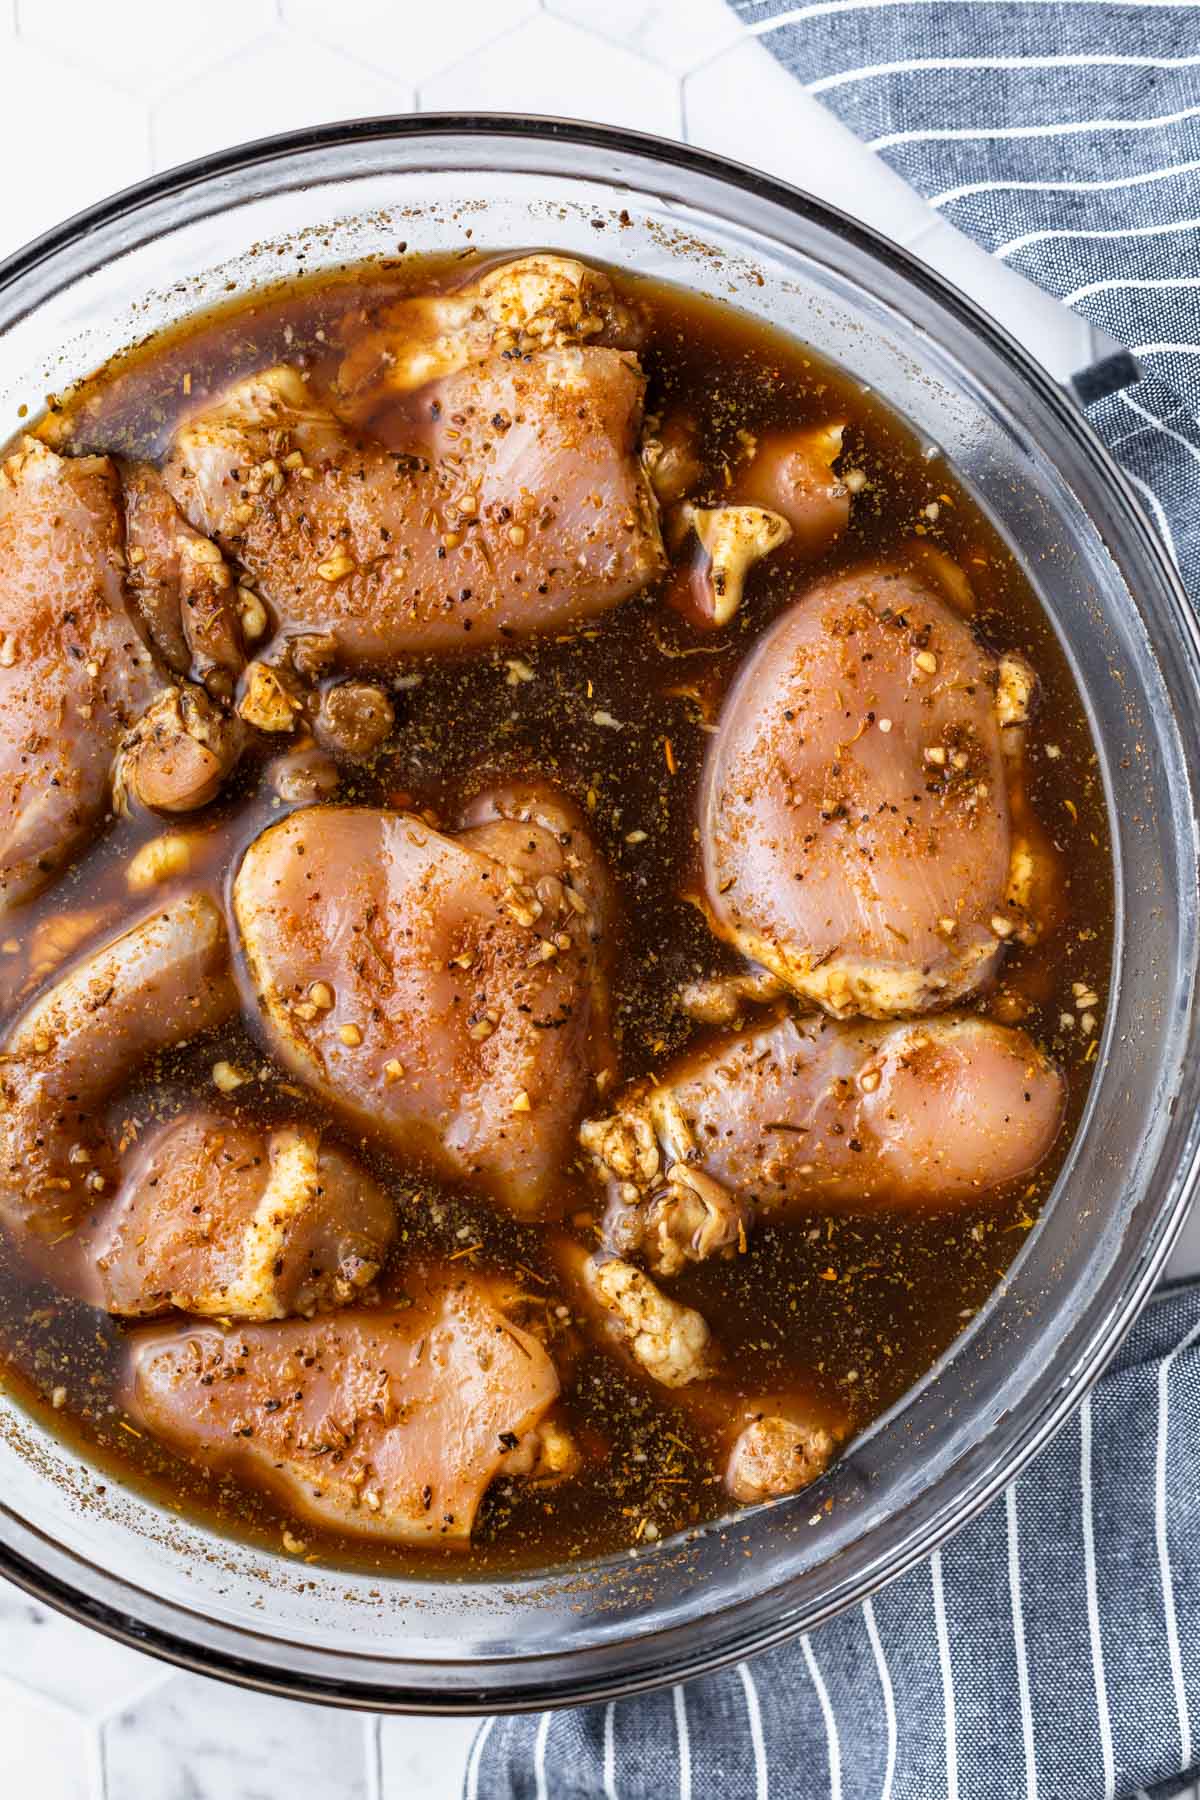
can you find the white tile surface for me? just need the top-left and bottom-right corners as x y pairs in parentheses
(102, 1675), (370, 1800)
(0, 1580), (169, 1717)
(420, 12), (682, 134)
(0, 3), (1183, 1797)
(378, 1714), (482, 1800)
(16, 0), (276, 95)
(282, 0), (540, 86)
(150, 31), (411, 173)
(545, 0), (743, 73)
(0, 41), (147, 253)
(0, 1681), (96, 1800)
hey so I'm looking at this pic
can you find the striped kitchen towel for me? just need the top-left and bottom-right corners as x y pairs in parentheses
(471, 9), (1200, 1797)
(474, 1284), (1200, 1797)
(740, 0), (1200, 601)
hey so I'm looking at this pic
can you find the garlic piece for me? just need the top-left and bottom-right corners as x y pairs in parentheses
(126, 831), (196, 892)
(685, 503), (792, 627)
(996, 652), (1038, 729)
(238, 662), (301, 734)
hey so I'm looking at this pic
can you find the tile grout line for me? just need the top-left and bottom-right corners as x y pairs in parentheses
(545, 0), (747, 80)
(92, 1664), (180, 1725)
(365, 1711), (383, 1800)
(86, 1713), (107, 1800)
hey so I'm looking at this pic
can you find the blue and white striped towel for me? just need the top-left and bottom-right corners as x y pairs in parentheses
(742, 0), (1200, 592)
(472, 11), (1200, 1796)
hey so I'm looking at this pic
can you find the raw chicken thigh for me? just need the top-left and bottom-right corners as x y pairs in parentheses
(723, 1398), (844, 1504)
(700, 560), (1048, 1018)
(0, 433), (257, 902)
(0, 251), (668, 892)
(0, 440), (160, 909)
(732, 422), (851, 557)
(566, 1244), (719, 1388)
(662, 418), (849, 628)
(90, 1111), (395, 1320)
(0, 890), (235, 1242)
(233, 783), (616, 1215)
(334, 252), (645, 410)
(122, 461), (245, 698)
(583, 1012), (1065, 1275)
(162, 260), (664, 663)
(125, 1269), (563, 1545)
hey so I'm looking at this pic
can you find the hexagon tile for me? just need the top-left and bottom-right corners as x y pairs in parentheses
(0, 37), (147, 255)
(281, 0), (540, 87)
(0, 2), (1150, 1797)
(102, 1678), (372, 1800)
(15, 0), (276, 96)
(150, 32), (411, 173)
(419, 13), (681, 132)
(0, 1572), (483, 1800)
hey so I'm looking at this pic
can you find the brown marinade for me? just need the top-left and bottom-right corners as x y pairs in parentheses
(0, 252), (1111, 1575)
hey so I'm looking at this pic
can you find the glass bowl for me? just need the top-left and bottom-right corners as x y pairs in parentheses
(0, 115), (1197, 1713)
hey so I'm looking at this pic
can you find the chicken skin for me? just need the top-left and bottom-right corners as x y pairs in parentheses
(233, 783), (616, 1216)
(163, 351), (663, 663)
(0, 890), (236, 1243)
(0, 439), (161, 909)
(90, 1111), (395, 1320)
(124, 1269), (562, 1546)
(583, 1012), (1065, 1275)
(700, 561), (1047, 1018)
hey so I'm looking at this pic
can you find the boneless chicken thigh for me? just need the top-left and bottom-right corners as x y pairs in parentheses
(0, 890), (236, 1243)
(700, 561), (1047, 1018)
(732, 423), (850, 557)
(0, 251), (1099, 1560)
(583, 1012), (1065, 1275)
(0, 440), (160, 909)
(233, 784), (616, 1215)
(122, 461), (245, 698)
(568, 1245), (718, 1389)
(90, 1111), (395, 1320)
(124, 1270), (562, 1545)
(162, 350), (663, 661)
(663, 421), (850, 629)
(335, 253), (645, 409)
(723, 1400), (844, 1504)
